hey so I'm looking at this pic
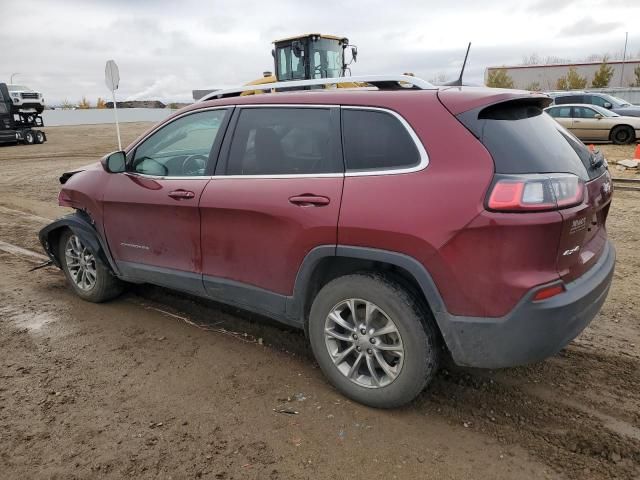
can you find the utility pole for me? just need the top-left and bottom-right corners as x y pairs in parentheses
(620, 32), (628, 87)
(10, 73), (20, 84)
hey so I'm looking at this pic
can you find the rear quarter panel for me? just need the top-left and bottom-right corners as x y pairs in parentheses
(338, 95), (497, 315)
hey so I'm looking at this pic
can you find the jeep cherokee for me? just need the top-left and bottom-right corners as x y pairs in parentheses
(39, 76), (615, 408)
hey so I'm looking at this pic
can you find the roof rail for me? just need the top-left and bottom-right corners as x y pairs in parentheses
(198, 75), (436, 102)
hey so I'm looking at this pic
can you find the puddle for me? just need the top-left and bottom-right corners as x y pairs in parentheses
(0, 306), (59, 333)
(12, 311), (57, 332)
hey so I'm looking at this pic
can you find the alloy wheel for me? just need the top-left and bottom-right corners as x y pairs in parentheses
(64, 234), (97, 291)
(324, 298), (404, 388)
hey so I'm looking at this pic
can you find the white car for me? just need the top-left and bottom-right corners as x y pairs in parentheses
(7, 84), (45, 113)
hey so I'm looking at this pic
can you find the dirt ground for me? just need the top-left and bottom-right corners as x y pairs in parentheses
(0, 123), (638, 480)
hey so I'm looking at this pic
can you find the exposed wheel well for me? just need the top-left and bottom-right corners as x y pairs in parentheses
(302, 256), (436, 334)
(44, 225), (71, 267)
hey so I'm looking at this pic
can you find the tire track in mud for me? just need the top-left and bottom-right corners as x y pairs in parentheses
(417, 350), (640, 480)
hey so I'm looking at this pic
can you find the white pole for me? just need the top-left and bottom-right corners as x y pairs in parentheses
(620, 32), (629, 87)
(112, 89), (122, 150)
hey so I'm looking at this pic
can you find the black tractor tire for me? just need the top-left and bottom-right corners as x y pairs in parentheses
(34, 130), (45, 144)
(611, 125), (635, 145)
(24, 131), (35, 145)
(58, 229), (124, 303)
(308, 273), (440, 408)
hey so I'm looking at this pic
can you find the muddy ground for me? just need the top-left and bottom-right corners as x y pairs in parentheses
(0, 123), (638, 480)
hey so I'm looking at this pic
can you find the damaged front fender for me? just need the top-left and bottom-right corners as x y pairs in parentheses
(38, 212), (120, 276)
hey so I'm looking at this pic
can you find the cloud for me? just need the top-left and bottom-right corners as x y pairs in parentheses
(559, 17), (622, 37)
(0, 0), (638, 103)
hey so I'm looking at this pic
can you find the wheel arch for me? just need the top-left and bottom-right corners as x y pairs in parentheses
(38, 211), (119, 275)
(288, 246), (449, 338)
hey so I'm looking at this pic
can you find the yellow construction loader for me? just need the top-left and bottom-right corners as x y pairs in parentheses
(242, 33), (359, 94)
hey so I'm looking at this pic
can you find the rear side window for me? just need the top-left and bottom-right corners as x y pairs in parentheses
(457, 100), (606, 180)
(342, 109), (420, 172)
(555, 95), (583, 104)
(547, 106), (572, 118)
(226, 107), (340, 175)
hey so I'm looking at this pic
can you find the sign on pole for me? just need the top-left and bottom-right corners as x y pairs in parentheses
(105, 60), (122, 150)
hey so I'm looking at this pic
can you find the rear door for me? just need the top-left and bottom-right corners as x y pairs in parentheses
(199, 106), (343, 315)
(547, 106), (574, 131)
(102, 108), (230, 294)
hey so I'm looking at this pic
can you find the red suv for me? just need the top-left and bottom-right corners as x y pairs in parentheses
(39, 76), (615, 408)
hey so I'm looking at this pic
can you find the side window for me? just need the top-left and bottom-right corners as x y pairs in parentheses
(588, 95), (607, 107)
(548, 107), (572, 118)
(342, 109), (420, 171)
(575, 107), (597, 119)
(226, 108), (340, 175)
(132, 109), (227, 177)
(556, 95), (583, 105)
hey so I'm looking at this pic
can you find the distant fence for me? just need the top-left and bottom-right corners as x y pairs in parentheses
(41, 108), (177, 127)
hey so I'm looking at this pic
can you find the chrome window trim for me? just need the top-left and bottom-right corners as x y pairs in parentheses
(340, 106), (429, 177)
(123, 104), (428, 181)
(125, 173), (213, 181)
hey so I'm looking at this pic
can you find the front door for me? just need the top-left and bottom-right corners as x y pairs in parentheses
(102, 108), (231, 294)
(199, 106), (344, 317)
(572, 106), (609, 141)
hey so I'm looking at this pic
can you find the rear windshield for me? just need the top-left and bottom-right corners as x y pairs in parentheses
(457, 100), (606, 180)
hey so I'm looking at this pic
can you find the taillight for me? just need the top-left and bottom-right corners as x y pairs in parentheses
(487, 174), (585, 212)
(532, 283), (565, 301)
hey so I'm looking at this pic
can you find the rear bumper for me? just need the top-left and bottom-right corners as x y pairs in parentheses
(441, 240), (615, 368)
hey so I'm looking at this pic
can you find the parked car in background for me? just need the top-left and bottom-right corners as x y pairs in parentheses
(6, 84), (45, 113)
(545, 104), (640, 144)
(548, 91), (640, 117)
(38, 76), (615, 408)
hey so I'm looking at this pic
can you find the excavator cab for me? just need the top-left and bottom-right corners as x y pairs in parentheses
(272, 34), (356, 81)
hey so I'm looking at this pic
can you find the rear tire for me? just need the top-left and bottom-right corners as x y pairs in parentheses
(58, 229), (123, 302)
(611, 125), (635, 145)
(308, 273), (440, 408)
(34, 131), (45, 144)
(24, 131), (35, 145)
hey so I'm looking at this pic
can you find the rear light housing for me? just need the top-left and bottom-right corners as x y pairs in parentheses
(487, 174), (585, 212)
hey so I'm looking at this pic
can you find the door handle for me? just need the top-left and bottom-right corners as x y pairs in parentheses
(168, 189), (195, 199)
(288, 195), (330, 207)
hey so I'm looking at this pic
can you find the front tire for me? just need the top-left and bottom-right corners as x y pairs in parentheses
(58, 230), (123, 302)
(308, 273), (440, 408)
(611, 125), (635, 145)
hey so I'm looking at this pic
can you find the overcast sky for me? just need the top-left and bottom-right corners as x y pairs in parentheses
(1, 0), (638, 104)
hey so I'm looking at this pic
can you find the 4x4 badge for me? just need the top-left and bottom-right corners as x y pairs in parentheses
(563, 246), (580, 256)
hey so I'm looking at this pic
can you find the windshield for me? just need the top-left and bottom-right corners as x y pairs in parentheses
(8, 85), (29, 91)
(591, 104), (620, 117)
(601, 93), (631, 108)
(310, 38), (343, 79)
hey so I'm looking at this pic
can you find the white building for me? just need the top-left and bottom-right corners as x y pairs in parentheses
(485, 59), (640, 91)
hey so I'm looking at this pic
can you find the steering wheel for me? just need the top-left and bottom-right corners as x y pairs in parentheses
(182, 154), (208, 176)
